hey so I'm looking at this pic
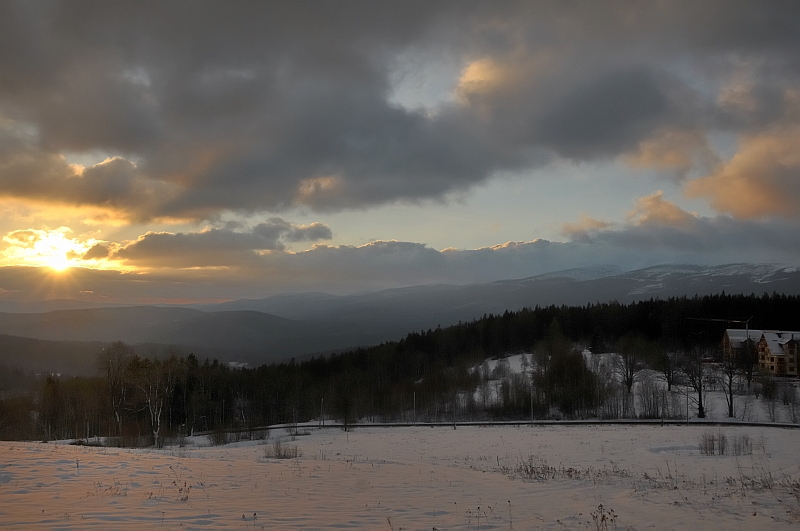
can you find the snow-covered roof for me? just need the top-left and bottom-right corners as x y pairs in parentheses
(759, 331), (800, 356)
(725, 328), (762, 348)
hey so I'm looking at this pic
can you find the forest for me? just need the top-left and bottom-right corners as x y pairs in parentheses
(0, 292), (798, 445)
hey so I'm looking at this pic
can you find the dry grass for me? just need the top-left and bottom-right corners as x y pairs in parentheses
(262, 439), (301, 459)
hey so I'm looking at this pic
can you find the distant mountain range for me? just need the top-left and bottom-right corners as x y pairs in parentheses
(1, 263), (798, 375)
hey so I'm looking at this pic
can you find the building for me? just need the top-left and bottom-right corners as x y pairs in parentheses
(723, 329), (799, 377)
(722, 328), (761, 362)
(757, 331), (799, 377)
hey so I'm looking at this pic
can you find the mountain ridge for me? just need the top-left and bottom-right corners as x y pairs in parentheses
(1, 263), (799, 375)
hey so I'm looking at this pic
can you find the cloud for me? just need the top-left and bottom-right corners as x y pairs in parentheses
(0, 124), (175, 220)
(684, 127), (800, 219)
(108, 219), (332, 268)
(561, 214), (613, 240)
(627, 191), (698, 229)
(588, 215), (800, 260)
(82, 205), (800, 286)
(562, 192), (800, 260)
(1, 2), (799, 220)
(2, 213), (800, 304)
(82, 243), (110, 260)
(1, 226), (97, 268)
(562, 191), (704, 247)
(625, 129), (719, 178)
(535, 68), (671, 159)
(285, 222), (334, 242)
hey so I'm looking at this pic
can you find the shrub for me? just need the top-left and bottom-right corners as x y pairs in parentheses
(701, 430), (753, 456)
(732, 434), (753, 456)
(699, 431), (716, 456)
(263, 439), (301, 459)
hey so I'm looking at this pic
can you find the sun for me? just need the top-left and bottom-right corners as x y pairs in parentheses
(45, 252), (72, 272)
(31, 230), (81, 271)
(2, 227), (95, 271)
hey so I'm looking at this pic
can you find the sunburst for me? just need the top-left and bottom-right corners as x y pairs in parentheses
(2, 227), (96, 271)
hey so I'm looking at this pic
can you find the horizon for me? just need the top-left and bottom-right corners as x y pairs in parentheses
(0, 262), (797, 311)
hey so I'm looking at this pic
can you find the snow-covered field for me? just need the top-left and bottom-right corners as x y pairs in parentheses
(2, 424), (799, 530)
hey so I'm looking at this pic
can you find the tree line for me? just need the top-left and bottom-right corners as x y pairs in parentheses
(0, 292), (798, 444)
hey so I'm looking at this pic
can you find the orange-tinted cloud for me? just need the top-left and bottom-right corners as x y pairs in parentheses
(684, 127), (800, 219)
(456, 58), (507, 101)
(626, 129), (718, 177)
(561, 214), (613, 238)
(627, 191), (697, 229)
(455, 52), (554, 107)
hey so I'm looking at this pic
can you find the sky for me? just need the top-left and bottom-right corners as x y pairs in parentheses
(1, 1), (800, 304)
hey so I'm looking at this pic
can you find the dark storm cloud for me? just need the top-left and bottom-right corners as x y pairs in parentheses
(535, 69), (670, 159)
(1, 1), (799, 219)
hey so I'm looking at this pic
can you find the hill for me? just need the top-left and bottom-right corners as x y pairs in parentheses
(0, 263), (798, 374)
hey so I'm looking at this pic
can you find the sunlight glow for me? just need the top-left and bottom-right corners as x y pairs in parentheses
(1, 227), (98, 271)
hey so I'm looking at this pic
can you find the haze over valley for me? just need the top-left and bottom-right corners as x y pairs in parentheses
(0, 263), (798, 375)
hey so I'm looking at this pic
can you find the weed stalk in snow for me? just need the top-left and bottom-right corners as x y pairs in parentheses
(590, 504), (617, 531)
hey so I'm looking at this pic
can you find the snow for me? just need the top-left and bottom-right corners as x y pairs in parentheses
(2, 352), (798, 529)
(524, 265), (624, 282)
(479, 353), (529, 375)
(475, 352), (800, 424)
(622, 263), (791, 282)
(1, 424), (799, 529)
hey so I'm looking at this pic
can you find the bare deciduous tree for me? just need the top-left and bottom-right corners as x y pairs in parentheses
(615, 333), (651, 396)
(614, 333), (652, 417)
(97, 341), (133, 437)
(719, 351), (744, 418)
(655, 348), (680, 392)
(681, 346), (709, 419)
(129, 356), (178, 447)
(736, 338), (758, 389)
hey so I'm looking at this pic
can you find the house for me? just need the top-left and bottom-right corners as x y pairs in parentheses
(722, 328), (761, 363)
(757, 331), (800, 377)
(722, 329), (800, 377)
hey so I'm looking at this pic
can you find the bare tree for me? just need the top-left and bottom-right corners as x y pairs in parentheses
(655, 348), (680, 392)
(735, 338), (758, 389)
(520, 353), (529, 380)
(762, 374), (779, 422)
(719, 351), (743, 418)
(614, 333), (652, 417)
(129, 356), (178, 447)
(97, 341), (133, 437)
(681, 346), (709, 419)
(783, 382), (798, 423)
(478, 360), (491, 410)
(615, 333), (650, 395)
(637, 371), (665, 419)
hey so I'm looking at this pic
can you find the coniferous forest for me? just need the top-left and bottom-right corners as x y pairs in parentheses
(0, 292), (798, 445)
